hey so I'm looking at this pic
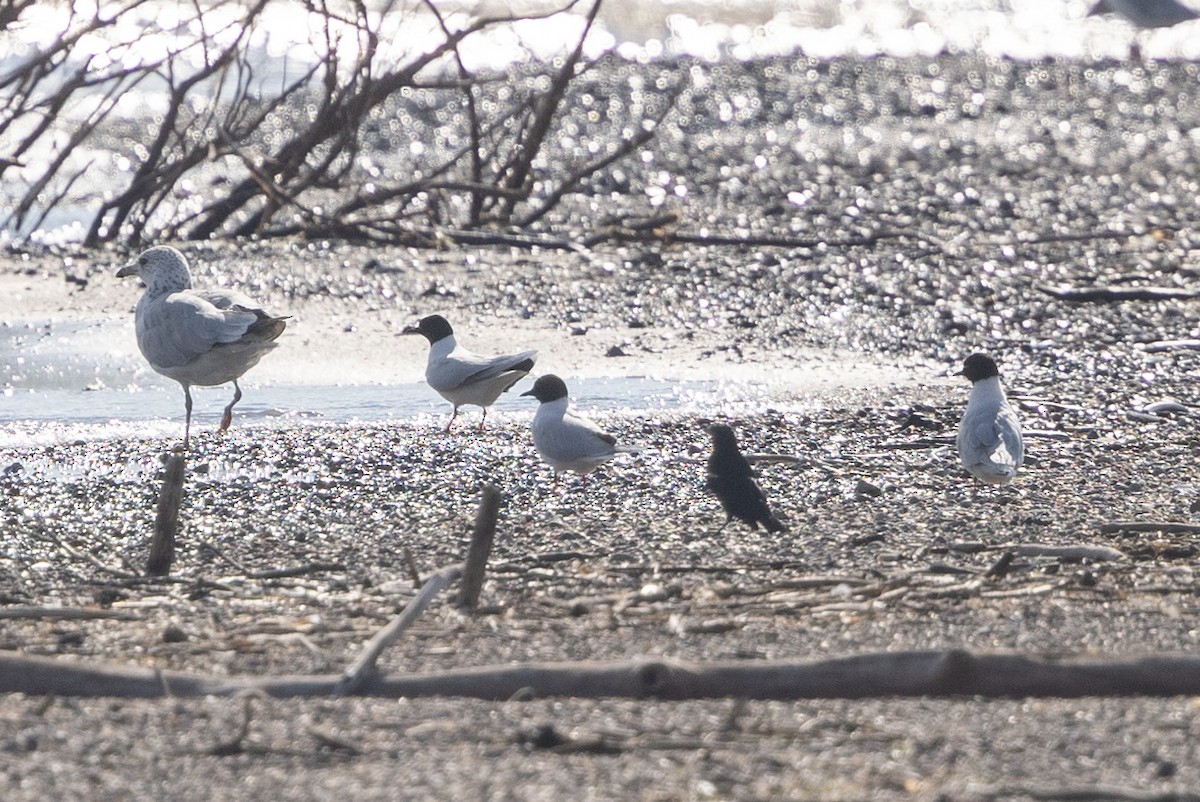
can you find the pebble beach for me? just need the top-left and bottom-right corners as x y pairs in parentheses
(2, 53), (1200, 800)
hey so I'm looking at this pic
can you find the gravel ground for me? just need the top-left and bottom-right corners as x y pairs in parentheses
(3, 53), (1200, 800)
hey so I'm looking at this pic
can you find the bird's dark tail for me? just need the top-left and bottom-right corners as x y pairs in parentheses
(244, 308), (288, 341)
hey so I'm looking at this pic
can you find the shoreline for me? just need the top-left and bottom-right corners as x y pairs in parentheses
(0, 251), (935, 401)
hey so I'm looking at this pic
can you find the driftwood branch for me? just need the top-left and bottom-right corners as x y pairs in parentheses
(5, 0), (653, 244)
(0, 606), (139, 621)
(333, 562), (462, 697)
(980, 786), (1200, 802)
(4, 650), (1200, 700)
(334, 484), (501, 695)
(245, 562), (346, 580)
(1099, 521), (1200, 536)
(1011, 544), (1127, 563)
(948, 541), (1130, 562)
(1036, 284), (1200, 302)
(1138, 338), (1200, 353)
(581, 227), (914, 251)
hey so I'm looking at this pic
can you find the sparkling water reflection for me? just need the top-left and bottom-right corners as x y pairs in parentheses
(0, 375), (777, 448)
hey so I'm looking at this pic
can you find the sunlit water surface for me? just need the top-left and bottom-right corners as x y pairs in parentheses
(0, 318), (794, 448)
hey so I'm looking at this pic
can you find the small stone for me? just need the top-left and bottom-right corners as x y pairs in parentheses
(638, 582), (668, 602)
(854, 478), (883, 498)
(162, 624), (189, 643)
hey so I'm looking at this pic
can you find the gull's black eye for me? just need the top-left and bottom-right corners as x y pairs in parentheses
(139, 257), (147, 266)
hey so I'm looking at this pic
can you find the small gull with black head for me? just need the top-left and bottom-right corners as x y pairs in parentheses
(955, 353), (1024, 486)
(521, 374), (638, 480)
(402, 314), (536, 432)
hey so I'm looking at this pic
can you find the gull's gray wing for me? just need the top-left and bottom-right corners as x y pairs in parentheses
(438, 348), (537, 391)
(996, 405), (1024, 470)
(962, 409), (1020, 469)
(137, 291), (259, 370)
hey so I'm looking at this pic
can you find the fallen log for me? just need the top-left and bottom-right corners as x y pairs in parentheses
(3, 650), (1200, 700)
(1099, 521), (1200, 536)
(1036, 285), (1200, 303)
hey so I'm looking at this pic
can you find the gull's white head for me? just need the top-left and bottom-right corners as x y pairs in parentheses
(116, 245), (193, 294)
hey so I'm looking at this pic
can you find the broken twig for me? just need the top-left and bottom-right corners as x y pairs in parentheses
(1012, 544), (1127, 563)
(1099, 522), (1200, 536)
(333, 563), (462, 697)
(0, 607), (139, 621)
(1036, 285), (1200, 303)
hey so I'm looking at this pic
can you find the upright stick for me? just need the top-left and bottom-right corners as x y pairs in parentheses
(148, 448), (186, 576)
(458, 484), (501, 608)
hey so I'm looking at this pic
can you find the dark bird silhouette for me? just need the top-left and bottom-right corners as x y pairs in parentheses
(704, 423), (785, 533)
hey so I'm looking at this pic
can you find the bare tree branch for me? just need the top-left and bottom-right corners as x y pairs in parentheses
(2, 0), (669, 244)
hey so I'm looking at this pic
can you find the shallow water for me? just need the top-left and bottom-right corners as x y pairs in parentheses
(0, 310), (782, 450)
(0, 313), (867, 447)
(0, 374), (782, 447)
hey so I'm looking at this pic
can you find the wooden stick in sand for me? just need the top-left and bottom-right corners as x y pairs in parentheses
(458, 483), (500, 608)
(147, 448), (186, 576)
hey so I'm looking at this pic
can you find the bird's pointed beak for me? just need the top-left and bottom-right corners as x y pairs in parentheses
(519, 388), (535, 397)
(400, 324), (421, 335)
(115, 262), (138, 278)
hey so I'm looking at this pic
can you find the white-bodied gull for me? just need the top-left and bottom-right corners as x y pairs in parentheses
(956, 353), (1024, 486)
(116, 246), (287, 447)
(522, 374), (637, 479)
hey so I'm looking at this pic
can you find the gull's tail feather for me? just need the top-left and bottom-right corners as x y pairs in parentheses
(242, 309), (289, 342)
(973, 461), (1017, 485)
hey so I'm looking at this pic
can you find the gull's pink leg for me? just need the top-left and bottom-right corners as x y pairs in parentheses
(219, 381), (242, 434)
